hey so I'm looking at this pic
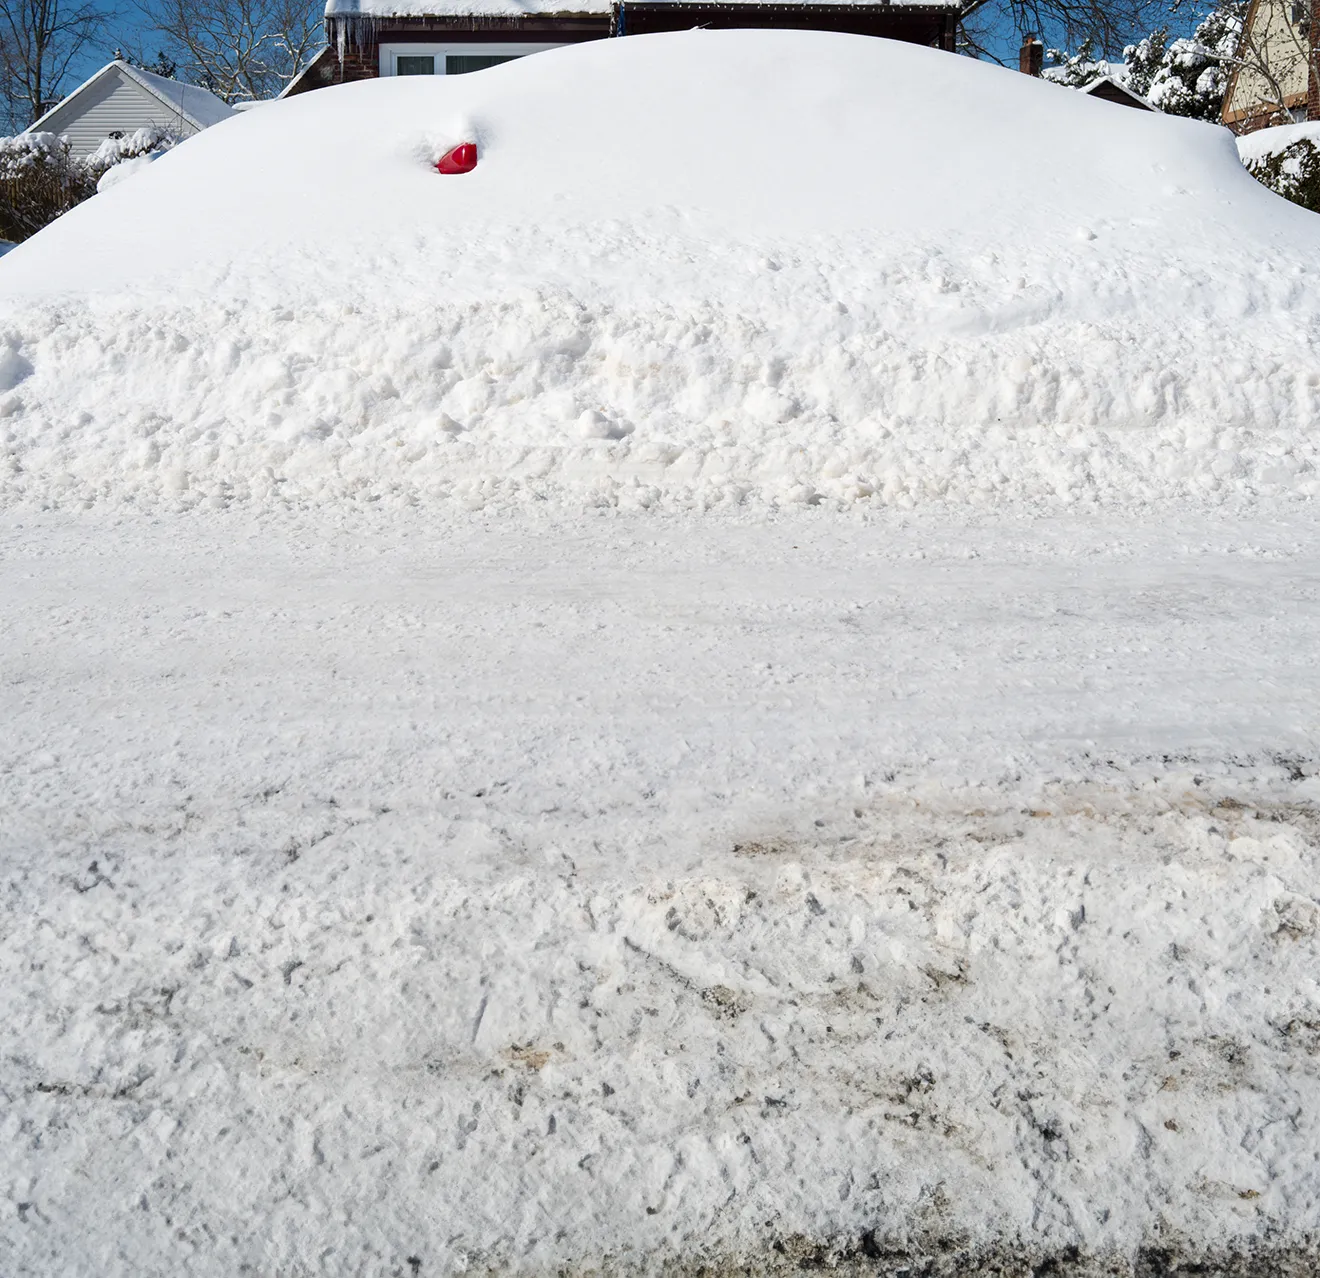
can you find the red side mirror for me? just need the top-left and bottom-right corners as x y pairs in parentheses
(436, 142), (478, 174)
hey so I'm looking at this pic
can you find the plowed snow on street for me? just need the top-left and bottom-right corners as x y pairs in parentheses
(4, 506), (1320, 1274)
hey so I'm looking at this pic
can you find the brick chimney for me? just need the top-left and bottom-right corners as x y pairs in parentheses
(1020, 34), (1044, 77)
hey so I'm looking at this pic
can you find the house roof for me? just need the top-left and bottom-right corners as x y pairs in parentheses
(27, 60), (235, 136)
(326, 0), (959, 17)
(1080, 74), (1151, 110)
(123, 63), (236, 127)
(326, 0), (611, 15)
(280, 47), (336, 98)
(1042, 57), (1132, 86)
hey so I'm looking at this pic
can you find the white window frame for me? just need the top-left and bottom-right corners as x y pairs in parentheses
(379, 43), (563, 77)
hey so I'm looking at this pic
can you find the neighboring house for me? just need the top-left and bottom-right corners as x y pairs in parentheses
(284, 0), (964, 95)
(1221, 0), (1314, 132)
(25, 61), (235, 159)
(1079, 74), (1153, 111)
(283, 47), (347, 96)
(1024, 37), (1152, 110)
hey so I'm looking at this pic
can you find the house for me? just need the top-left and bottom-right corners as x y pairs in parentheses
(284, 0), (964, 94)
(1221, 0), (1314, 132)
(25, 61), (235, 159)
(1079, 74), (1152, 111)
(1021, 36), (1152, 111)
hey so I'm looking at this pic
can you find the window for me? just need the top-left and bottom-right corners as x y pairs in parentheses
(446, 54), (517, 75)
(381, 44), (562, 77)
(396, 54), (436, 75)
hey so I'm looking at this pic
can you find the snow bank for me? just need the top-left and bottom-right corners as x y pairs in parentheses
(1236, 119), (1320, 165)
(1, 30), (1317, 512)
(95, 152), (162, 193)
(87, 126), (179, 192)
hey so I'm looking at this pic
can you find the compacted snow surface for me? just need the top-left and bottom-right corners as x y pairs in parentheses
(5, 507), (1320, 1276)
(3, 31), (1320, 1277)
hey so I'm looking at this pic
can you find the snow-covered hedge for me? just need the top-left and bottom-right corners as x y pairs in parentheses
(0, 126), (179, 243)
(83, 126), (179, 182)
(0, 133), (93, 243)
(1240, 127), (1320, 215)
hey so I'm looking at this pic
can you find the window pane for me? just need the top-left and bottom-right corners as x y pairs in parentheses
(446, 54), (518, 75)
(396, 55), (435, 76)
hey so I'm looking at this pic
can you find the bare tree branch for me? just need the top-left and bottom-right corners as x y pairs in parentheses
(956, 0), (1160, 66)
(139, 0), (319, 102)
(1219, 0), (1309, 125)
(0, 0), (115, 127)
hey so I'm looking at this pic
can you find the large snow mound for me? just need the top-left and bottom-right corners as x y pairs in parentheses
(1236, 119), (1320, 166)
(1, 30), (1317, 512)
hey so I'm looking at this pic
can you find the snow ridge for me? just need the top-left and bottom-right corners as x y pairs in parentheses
(1, 256), (1317, 513)
(0, 32), (1316, 513)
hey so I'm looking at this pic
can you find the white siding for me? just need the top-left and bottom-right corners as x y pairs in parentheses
(37, 67), (201, 158)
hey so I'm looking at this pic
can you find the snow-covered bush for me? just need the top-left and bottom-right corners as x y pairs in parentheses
(1121, 26), (1168, 96)
(0, 126), (180, 242)
(83, 127), (180, 183)
(0, 132), (95, 243)
(1126, 5), (1244, 122)
(1043, 38), (1115, 87)
(1050, 5), (1244, 123)
(1244, 137), (1320, 213)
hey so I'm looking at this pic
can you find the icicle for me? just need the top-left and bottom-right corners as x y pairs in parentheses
(329, 10), (383, 67)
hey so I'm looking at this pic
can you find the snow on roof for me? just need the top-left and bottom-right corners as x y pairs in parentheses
(279, 47), (334, 98)
(623, 0), (963, 6)
(1080, 74), (1149, 106)
(326, 0), (602, 15)
(1042, 58), (1130, 87)
(118, 62), (236, 129)
(325, 0), (954, 16)
(26, 60), (235, 137)
(1, 29), (1318, 513)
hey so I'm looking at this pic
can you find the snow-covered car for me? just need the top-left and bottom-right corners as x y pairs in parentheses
(0, 29), (1315, 510)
